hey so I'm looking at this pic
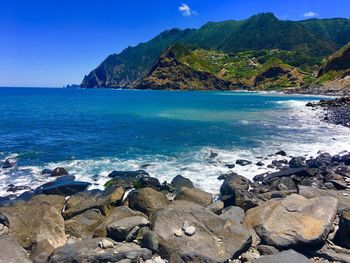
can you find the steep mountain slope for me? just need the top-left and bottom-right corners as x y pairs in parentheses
(81, 13), (350, 89)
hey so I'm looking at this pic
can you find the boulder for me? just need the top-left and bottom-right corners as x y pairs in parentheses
(63, 186), (125, 219)
(308, 153), (333, 168)
(128, 187), (168, 217)
(244, 194), (337, 248)
(107, 216), (150, 241)
(34, 180), (91, 196)
(135, 176), (162, 190)
(152, 200), (251, 262)
(106, 170), (149, 189)
(256, 245), (279, 255)
(0, 235), (32, 263)
(171, 175), (194, 191)
(220, 206), (245, 223)
(174, 187), (213, 207)
(289, 157), (306, 168)
(252, 249), (310, 263)
(141, 231), (159, 251)
(2, 158), (16, 169)
(49, 238), (152, 263)
(335, 209), (350, 248)
(268, 177), (297, 191)
(31, 194), (66, 212)
(207, 200), (224, 214)
(65, 209), (104, 239)
(0, 199), (66, 249)
(94, 206), (147, 238)
(275, 150), (287, 156)
(263, 167), (318, 182)
(220, 174), (250, 196)
(50, 167), (69, 177)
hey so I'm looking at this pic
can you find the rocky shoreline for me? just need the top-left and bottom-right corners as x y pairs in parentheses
(1, 147), (350, 263)
(306, 97), (350, 128)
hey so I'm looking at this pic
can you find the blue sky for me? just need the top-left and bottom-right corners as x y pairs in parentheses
(1, 0), (349, 87)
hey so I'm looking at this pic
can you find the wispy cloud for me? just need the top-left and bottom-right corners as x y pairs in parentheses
(303, 11), (318, 18)
(179, 3), (197, 17)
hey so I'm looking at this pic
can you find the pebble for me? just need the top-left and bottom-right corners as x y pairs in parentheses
(174, 229), (183, 237)
(182, 221), (190, 231)
(184, 226), (196, 236)
(98, 239), (114, 249)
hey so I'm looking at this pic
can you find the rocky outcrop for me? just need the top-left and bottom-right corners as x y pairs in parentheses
(244, 194), (338, 248)
(152, 200), (251, 262)
(137, 47), (235, 90)
(319, 42), (350, 76)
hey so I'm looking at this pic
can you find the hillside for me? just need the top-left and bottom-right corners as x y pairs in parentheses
(81, 13), (350, 90)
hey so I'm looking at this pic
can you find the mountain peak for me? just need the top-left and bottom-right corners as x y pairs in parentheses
(249, 12), (279, 21)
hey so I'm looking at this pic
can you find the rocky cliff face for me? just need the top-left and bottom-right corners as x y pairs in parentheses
(137, 48), (235, 90)
(319, 42), (350, 76)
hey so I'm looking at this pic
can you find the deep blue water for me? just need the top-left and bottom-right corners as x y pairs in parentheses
(0, 88), (349, 193)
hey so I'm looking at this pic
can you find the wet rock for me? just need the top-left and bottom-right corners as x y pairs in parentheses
(256, 161), (265, 167)
(65, 209), (104, 239)
(63, 186), (125, 219)
(308, 153), (333, 168)
(54, 175), (76, 182)
(135, 176), (162, 190)
(128, 187), (168, 217)
(207, 200), (224, 214)
(275, 150), (287, 156)
(271, 160), (283, 168)
(34, 180), (91, 196)
(225, 164), (236, 169)
(141, 231), (159, 251)
(152, 200), (251, 262)
(107, 215), (150, 241)
(41, 168), (52, 175)
(244, 194), (337, 248)
(0, 235), (31, 263)
(105, 170), (149, 189)
(93, 206), (147, 238)
(335, 209), (350, 248)
(220, 206), (245, 223)
(171, 175), (194, 191)
(174, 187), (213, 207)
(49, 238), (152, 263)
(341, 153), (350, 165)
(50, 167), (69, 177)
(220, 174), (250, 195)
(2, 158), (16, 169)
(0, 198), (66, 249)
(236, 159), (253, 166)
(263, 167), (318, 182)
(7, 185), (31, 193)
(252, 249), (310, 263)
(268, 177), (297, 191)
(289, 157), (306, 168)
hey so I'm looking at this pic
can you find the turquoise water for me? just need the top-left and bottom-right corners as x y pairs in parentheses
(0, 88), (349, 194)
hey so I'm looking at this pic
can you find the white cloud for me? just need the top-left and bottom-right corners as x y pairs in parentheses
(303, 11), (318, 18)
(179, 3), (196, 16)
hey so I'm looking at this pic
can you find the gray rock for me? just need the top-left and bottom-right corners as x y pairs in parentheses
(289, 157), (306, 168)
(207, 200), (224, 214)
(184, 226), (196, 236)
(0, 235), (31, 263)
(171, 175), (194, 191)
(313, 244), (350, 263)
(62, 186), (125, 219)
(152, 200), (251, 262)
(256, 245), (279, 255)
(252, 249), (310, 263)
(125, 226), (140, 242)
(93, 206), (147, 238)
(244, 194), (337, 248)
(64, 209), (104, 239)
(128, 187), (168, 217)
(220, 206), (245, 223)
(98, 238), (114, 249)
(174, 187), (213, 207)
(30, 239), (54, 263)
(49, 238), (152, 263)
(50, 167), (69, 177)
(335, 209), (350, 248)
(220, 174), (250, 195)
(141, 231), (159, 251)
(107, 216), (149, 241)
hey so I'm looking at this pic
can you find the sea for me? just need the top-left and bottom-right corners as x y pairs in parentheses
(0, 87), (349, 196)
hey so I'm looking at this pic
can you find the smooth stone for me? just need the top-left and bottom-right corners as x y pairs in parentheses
(174, 187), (213, 207)
(128, 187), (168, 217)
(184, 226), (196, 236)
(244, 194), (338, 248)
(252, 249), (310, 263)
(49, 238), (152, 263)
(50, 167), (69, 177)
(99, 238), (114, 249)
(289, 157), (306, 168)
(263, 167), (318, 182)
(107, 215), (150, 241)
(174, 229), (183, 237)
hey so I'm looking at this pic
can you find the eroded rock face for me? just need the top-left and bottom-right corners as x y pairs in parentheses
(128, 187), (168, 217)
(0, 199), (67, 249)
(244, 194), (337, 248)
(152, 200), (251, 262)
(0, 235), (32, 263)
(63, 186), (125, 219)
(49, 238), (152, 263)
(174, 187), (213, 207)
